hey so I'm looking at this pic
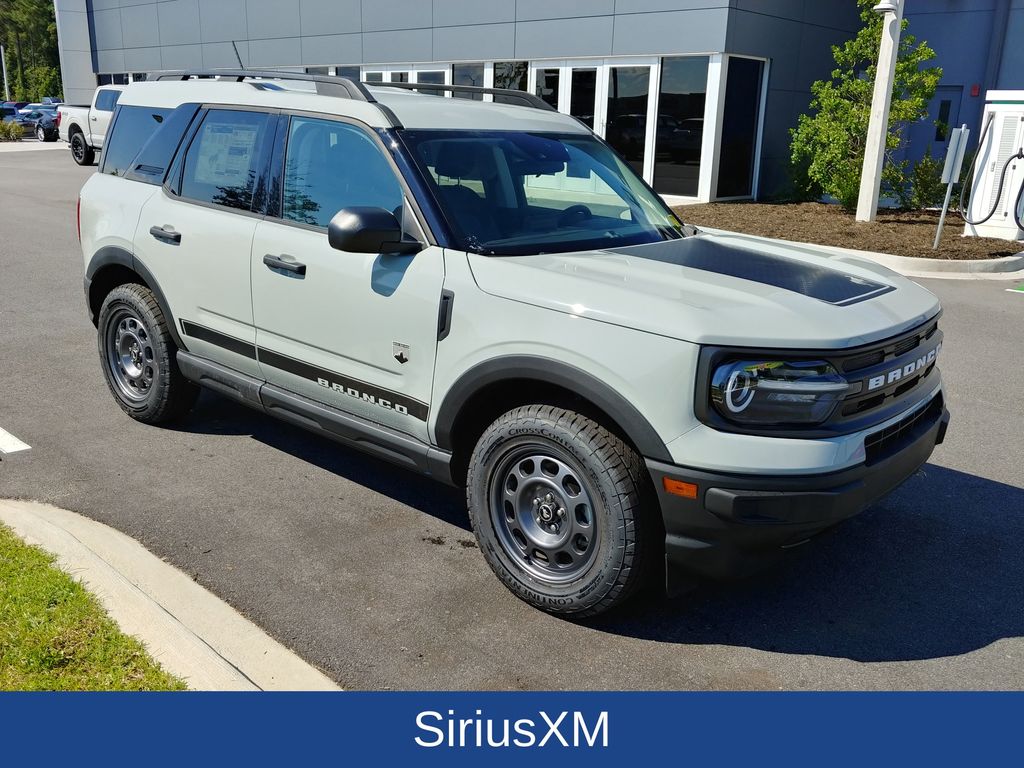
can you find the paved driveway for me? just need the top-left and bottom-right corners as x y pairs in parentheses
(1, 149), (1022, 689)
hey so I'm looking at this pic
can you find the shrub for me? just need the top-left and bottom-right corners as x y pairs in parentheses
(910, 147), (946, 208)
(0, 120), (23, 142)
(789, 0), (941, 211)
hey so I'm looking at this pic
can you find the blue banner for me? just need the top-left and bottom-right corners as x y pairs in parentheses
(2, 692), (1020, 765)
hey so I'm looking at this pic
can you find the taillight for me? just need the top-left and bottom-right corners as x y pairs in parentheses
(54, 110), (62, 128)
(77, 196), (81, 242)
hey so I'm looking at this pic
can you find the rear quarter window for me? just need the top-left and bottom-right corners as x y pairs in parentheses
(100, 106), (172, 178)
(122, 103), (200, 184)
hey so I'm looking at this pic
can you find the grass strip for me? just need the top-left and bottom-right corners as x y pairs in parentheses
(0, 523), (185, 690)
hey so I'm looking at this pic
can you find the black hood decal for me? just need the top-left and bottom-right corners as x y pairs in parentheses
(610, 236), (895, 306)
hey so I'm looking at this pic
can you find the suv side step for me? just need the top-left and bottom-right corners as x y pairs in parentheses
(177, 351), (454, 485)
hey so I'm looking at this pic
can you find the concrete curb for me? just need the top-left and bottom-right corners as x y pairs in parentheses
(0, 141), (66, 153)
(698, 226), (1024, 281)
(0, 499), (340, 691)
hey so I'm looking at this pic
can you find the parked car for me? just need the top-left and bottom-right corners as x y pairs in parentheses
(2, 101), (29, 112)
(57, 85), (123, 165)
(41, 97), (63, 105)
(17, 109), (59, 141)
(78, 72), (949, 617)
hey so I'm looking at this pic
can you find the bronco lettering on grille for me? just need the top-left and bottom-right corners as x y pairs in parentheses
(867, 344), (941, 392)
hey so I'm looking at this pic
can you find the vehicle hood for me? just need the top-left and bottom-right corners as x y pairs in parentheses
(467, 230), (941, 348)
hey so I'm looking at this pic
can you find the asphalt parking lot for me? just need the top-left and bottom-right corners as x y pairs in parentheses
(1, 147), (1022, 690)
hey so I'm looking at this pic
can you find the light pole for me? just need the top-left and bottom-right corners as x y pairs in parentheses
(0, 44), (10, 102)
(855, 0), (905, 222)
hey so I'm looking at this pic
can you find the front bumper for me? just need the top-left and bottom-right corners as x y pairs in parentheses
(647, 393), (949, 592)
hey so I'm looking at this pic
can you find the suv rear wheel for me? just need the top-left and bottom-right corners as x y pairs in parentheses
(70, 131), (94, 165)
(97, 284), (197, 424)
(467, 405), (654, 617)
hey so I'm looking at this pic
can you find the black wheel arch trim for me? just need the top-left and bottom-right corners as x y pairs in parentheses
(434, 356), (672, 462)
(84, 246), (188, 352)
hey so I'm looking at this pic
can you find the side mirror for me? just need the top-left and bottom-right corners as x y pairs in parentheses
(327, 207), (423, 255)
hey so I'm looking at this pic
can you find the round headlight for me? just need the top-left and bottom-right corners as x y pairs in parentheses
(710, 360), (848, 425)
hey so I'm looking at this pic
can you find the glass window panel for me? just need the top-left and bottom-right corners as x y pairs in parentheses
(364, 72), (384, 83)
(95, 88), (121, 112)
(570, 68), (597, 129)
(416, 69), (447, 96)
(935, 99), (951, 141)
(305, 66), (329, 75)
(452, 63), (484, 100)
(493, 61), (528, 103)
(181, 109), (272, 211)
(716, 56), (764, 198)
(653, 56), (708, 197)
(605, 66), (650, 175)
(336, 66), (360, 80)
(101, 105), (172, 179)
(391, 71), (410, 83)
(535, 68), (560, 109)
(282, 117), (403, 229)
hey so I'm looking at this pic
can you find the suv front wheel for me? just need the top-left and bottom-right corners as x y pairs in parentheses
(97, 283), (198, 424)
(467, 405), (654, 617)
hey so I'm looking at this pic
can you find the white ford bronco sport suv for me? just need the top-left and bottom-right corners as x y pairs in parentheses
(79, 70), (949, 617)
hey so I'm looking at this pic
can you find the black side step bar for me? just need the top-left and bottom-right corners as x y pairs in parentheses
(176, 351), (454, 484)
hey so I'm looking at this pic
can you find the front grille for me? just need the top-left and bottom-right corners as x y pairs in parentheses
(864, 393), (943, 465)
(840, 320), (937, 373)
(836, 319), (940, 423)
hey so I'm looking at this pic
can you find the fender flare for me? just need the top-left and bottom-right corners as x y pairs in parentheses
(434, 355), (672, 462)
(84, 246), (188, 351)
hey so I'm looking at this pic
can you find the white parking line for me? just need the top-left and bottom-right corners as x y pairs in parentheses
(0, 427), (31, 454)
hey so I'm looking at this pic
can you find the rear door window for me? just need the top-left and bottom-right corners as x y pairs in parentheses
(179, 109), (273, 212)
(95, 89), (121, 112)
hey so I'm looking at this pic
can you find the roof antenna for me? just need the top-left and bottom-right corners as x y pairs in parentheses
(232, 41), (245, 69)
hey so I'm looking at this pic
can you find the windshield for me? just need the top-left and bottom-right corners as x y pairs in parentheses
(400, 130), (685, 255)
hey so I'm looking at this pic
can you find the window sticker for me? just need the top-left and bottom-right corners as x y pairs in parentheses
(193, 122), (259, 187)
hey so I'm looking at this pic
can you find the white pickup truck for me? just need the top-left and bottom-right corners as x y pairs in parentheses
(57, 85), (124, 166)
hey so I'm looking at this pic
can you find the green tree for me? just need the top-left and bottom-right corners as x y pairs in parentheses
(0, 0), (62, 102)
(789, 0), (941, 210)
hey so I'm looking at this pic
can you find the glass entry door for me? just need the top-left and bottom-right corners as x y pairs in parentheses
(603, 65), (653, 177)
(568, 68), (597, 129)
(529, 59), (658, 183)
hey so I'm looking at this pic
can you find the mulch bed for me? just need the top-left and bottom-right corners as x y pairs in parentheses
(672, 202), (1023, 260)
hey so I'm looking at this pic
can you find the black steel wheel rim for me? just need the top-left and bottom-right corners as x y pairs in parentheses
(105, 307), (158, 403)
(489, 442), (600, 584)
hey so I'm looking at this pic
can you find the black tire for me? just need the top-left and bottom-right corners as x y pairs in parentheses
(70, 131), (94, 165)
(467, 405), (655, 618)
(97, 283), (198, 424)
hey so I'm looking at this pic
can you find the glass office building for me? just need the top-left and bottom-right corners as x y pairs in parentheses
(55, 1), (867, 201)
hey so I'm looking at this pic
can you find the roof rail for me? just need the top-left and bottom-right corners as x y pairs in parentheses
(153, 69), (377, 102)
(150, 68), (404, 127)
(375, 81), (556, 111)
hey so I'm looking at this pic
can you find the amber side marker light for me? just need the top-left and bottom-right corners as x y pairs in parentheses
(662, 477), (698, 499)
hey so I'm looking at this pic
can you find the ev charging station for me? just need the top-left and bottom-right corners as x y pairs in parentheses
(961, 90), (1024, 241)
